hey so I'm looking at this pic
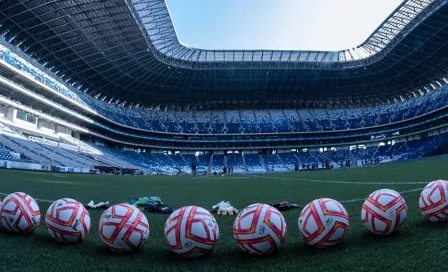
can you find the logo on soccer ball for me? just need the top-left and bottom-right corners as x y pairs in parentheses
(0, 192), (40, 234)
(233, 203), (286, 255)
(361, 189), (407, 235)
(98, 203), (150, 252)
(419, 180), (448, 222)
(45, 198), (91, 244)
(165, 206), (219, 258)
(298, 198), (349, 248)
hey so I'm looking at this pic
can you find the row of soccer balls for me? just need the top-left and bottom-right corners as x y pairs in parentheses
(0, 180), (447, 257)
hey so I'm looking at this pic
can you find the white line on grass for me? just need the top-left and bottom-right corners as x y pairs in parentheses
(190, 175), (211, 180)
(0, 188), (423, 207)
(0, 172), (427, 206)
(191, 176), (251, 180)
(190, 175), (252, 180)
(245, 174), (430, 185)
(0, 192), (53, 203)
(37, 180), (80, 185)
(337, 188), (423, 204)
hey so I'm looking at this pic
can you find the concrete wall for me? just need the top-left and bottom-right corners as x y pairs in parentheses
(1, 160), (45, 171)
(0, 104), (5, 118)
(0, 160), (91, 173)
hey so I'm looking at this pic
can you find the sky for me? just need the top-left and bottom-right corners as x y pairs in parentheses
(164, 0), (405, 51)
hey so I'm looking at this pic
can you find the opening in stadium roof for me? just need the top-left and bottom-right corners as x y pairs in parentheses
(164, 0), (405, 51)
(132, 0), (435, 65)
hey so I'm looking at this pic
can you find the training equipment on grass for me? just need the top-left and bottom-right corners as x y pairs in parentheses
(298, 198), (349, 248)
(165, 206), (219, 258)
(233, 203), (286, 255)
(270, 201), (302, 211)
(0, 192), (40, 234)
(129, 196), (173, 214)
(211, 201), (240, 216)
(98, 203), (150, 252)
(46, 198), (91, 244)
(419, 180), (448, 222)
(361, 189), (407, 235)
(84, 200), (110, 210)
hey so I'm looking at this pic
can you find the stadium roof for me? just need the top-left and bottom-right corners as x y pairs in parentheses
(0, 0), (448, 109)
(163, 0), (405, 51)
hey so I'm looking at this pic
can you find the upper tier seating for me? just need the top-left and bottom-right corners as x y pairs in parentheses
(1, 39), (447, 136)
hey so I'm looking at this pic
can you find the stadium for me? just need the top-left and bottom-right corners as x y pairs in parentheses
(0, 0), (447, 271)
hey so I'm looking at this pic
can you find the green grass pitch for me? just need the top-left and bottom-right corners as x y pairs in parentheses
(0, 158), (447, 272)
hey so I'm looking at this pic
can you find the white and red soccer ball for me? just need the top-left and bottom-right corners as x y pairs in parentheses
(98, 203), (150, 252)
(419, 180), (448, 222)
(233, 203), (286, 255)
(165, 206), (219, 258)
(45, 198), (91, 244)
(361, 189), (407, 235)
(0, 198), (2, 229)
(0, 192), (40, 234)
(298, 198), (349, 248)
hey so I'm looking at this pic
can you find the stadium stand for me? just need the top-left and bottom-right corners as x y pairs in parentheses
(0, 2), (447, 176)
(0, 145), (19, 162)
(0, 113), (446, 174)
(1, 39), (448, 137)
(226, 153), (246, 173)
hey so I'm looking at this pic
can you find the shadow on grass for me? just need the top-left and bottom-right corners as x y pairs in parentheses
(31, 232), (67, 244)
(153, 246), (290, 265)
(345, 230), (404, 249)
(289, 241), (351, 257)
(90, 244), (158, 260)
(414, 219), (448, 229)
(0, 229), (52, 242)
(159, 249), (215, 262)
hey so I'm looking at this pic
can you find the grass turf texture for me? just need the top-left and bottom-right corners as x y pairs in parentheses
(0, 158), (447, 272)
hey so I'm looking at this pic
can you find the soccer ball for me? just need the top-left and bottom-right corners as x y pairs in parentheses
(298, 198), (349, 248)
(419, 180), (448, 222)
(361, 189), (407, 235)
(165, 206), (219, 258)
(98, 204), (150, 252)
(46, 198), (91, 244)
(233, 203), (286, 255)
(0, 198), (2, 229)
(0, 192), (40, 234)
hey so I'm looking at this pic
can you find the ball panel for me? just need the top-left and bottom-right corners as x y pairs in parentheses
(187, 218), (216, 245)
(233, 204), (263, 235)
(362, 203), (392, 234)
(319, 198), (349, 219)
(0, 192), (40, 234)
(233, 204), (286, 255)
(45, 198), (91, 244)
(361, 189), (407, 235)
(164, 206), (189, 251)
(299, 203), (324, 241)
(419, 180), (448, 222)
(395, 204), (407, 232)
(264, 207), (286, 243)
(164, 206), (219, 258)
(298, 198), (349, 248)
(98, 204), (150, 252)
(236, 236), (277, 254)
